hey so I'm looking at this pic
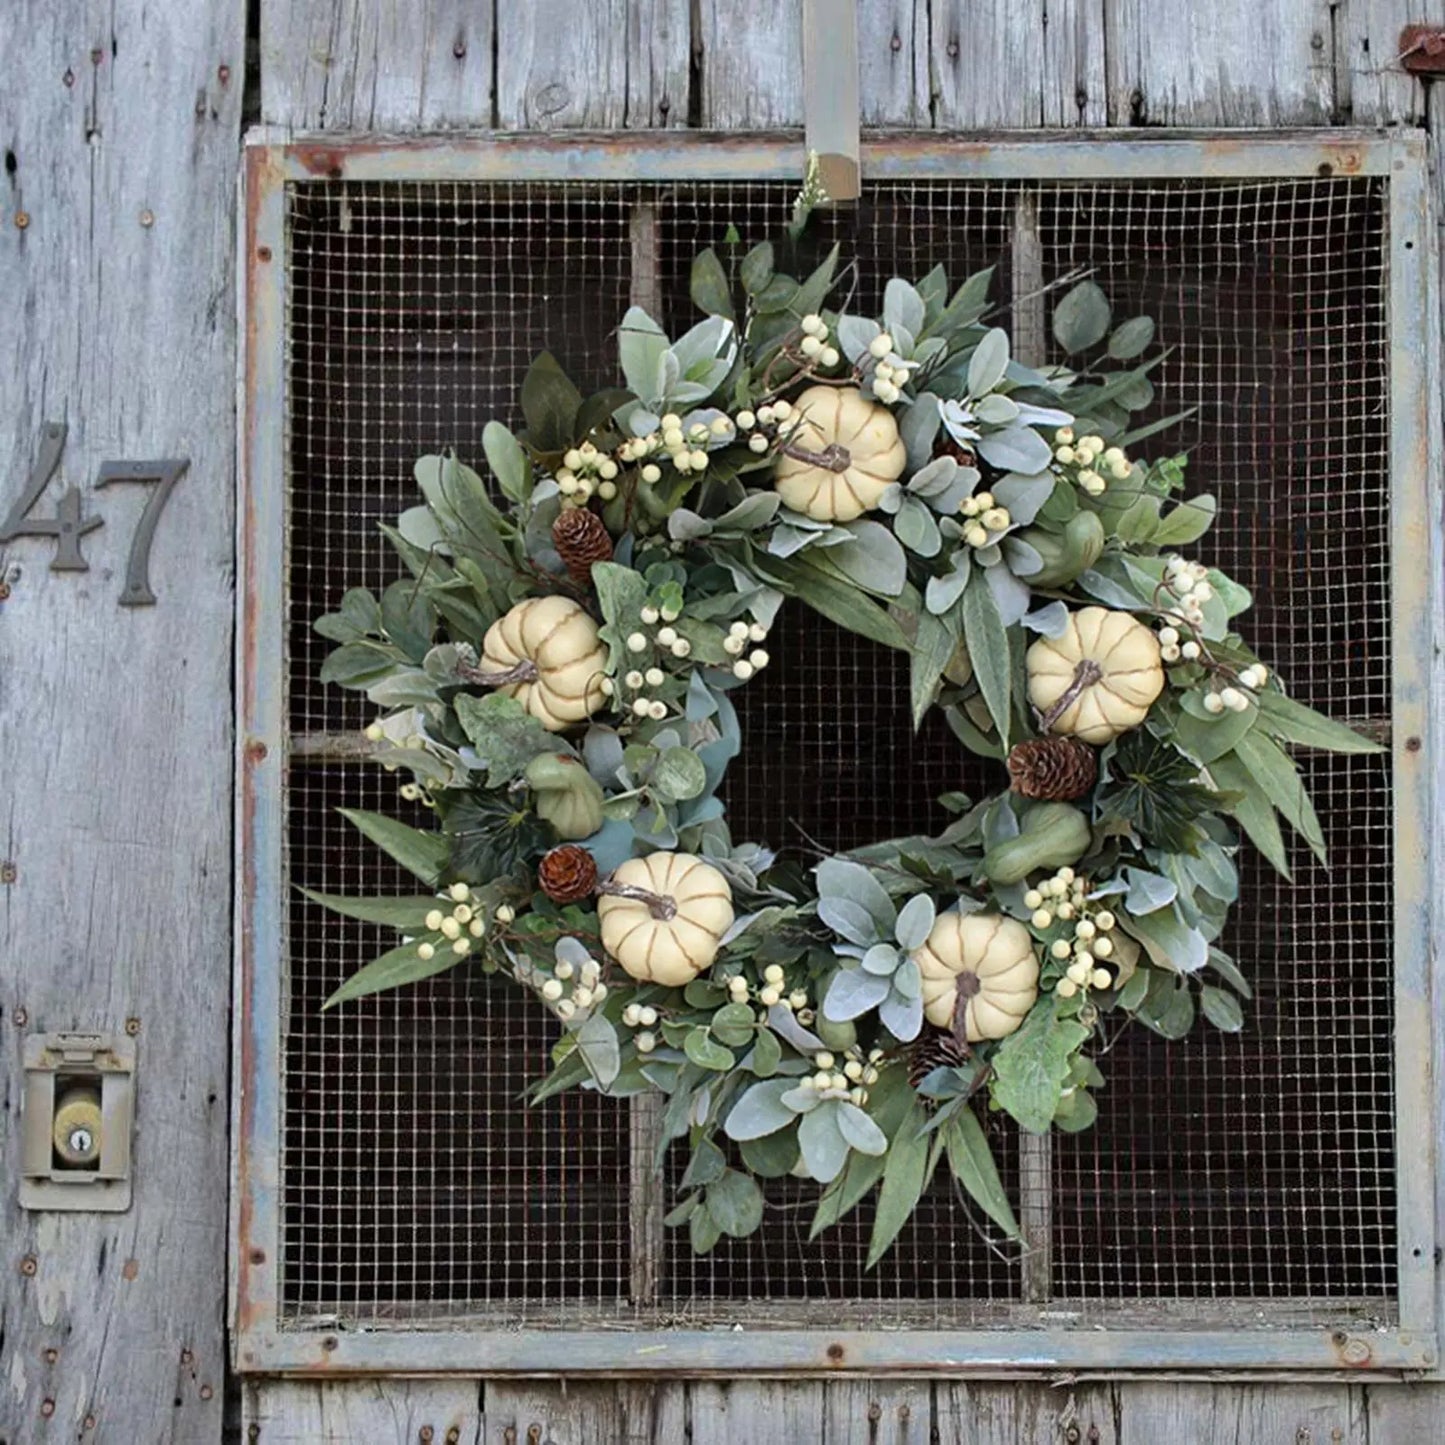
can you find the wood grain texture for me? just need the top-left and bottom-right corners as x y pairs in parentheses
(930, 0), (1107, 128)
(1341, 0), (1444, 125)
(858, 1), (929, 126)
(1115, 1383), (1365, 1443)
(245, 1380), (483, 1442)
(935, 1382), (1122, 1444)
(261, 0), (495, 129)
(1102, 0), (1335, 124)
(0, 0), (240, 1441)
(688, 1381), (827, 1443)
(821, 1380), (931, 1445)
(496, 0), (689, 128)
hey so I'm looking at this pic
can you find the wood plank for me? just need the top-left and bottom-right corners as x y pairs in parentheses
(821, 1380), (931, 1444)
(245, 1380), (483, 1442)
(936, 1383), (1120, 1443)
(858, 1), (929, 127)
(688, 1382), (826, 1444)
(1342, 0), (1444, 125)
(495, 0), (690, 129)
(929, 0), (1107, 128)
(261, 0), (495, 130)
(0, 2), (240, 1442)
(1116, 1383), (1366, 1443)
(1102, 0), (1335, 124)
(1365, 1386), (1445, 1443)
(482, 1381), (687, 1444)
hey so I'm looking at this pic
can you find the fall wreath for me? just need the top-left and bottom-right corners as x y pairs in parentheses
(312, 175), (1377, 1260)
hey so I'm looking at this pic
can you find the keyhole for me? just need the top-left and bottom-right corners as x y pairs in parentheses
(69, 1127), (93, 1154)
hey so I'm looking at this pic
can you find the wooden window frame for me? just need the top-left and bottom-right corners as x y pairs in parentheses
(234, 130), (1439, 1376)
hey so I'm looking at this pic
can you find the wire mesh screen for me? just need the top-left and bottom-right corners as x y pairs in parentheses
(281, 175), (1394, 1329)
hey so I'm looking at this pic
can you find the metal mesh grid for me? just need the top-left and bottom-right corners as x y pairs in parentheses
(280, 175), (1394, 1327)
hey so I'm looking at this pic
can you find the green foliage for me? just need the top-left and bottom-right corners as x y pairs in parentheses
(1097, 731), (1230, 855)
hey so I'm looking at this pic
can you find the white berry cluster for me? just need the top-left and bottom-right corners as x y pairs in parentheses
(722, 618), (771, 681)
(1022, 870), (1118, 1000)
(415, 881), (488, 963)
(735, 398), (802, 456)
(540, 949), (607, 1022)
(795, 1046), (884, 1107)
(622, 999), (662, 1053)
(621, 411), (733, 480)
(1203, 663), (1268, 716)
(615, 599), (697, 721)
(862, 331), (916, 405)
(1155, 625), (1201, 666)
(729, 964), (808, 1014)
(1160, 553), (1213, 629)
(556, 441), (621, 508)
(1052, 427), (1127, 497)
(959, 489), (1011, 549)
(797, 313), (841, 370)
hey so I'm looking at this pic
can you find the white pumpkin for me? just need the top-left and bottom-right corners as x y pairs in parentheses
(480, 595), (608, 732)
(773, 385), (907, 522)
(1026, 606), (1164, 746)
(597, 852), (735, 987)
(914, 912), (1039, 1042)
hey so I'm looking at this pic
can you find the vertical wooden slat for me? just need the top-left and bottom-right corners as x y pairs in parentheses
(858, 0), (929, 127)
(803, 0), (861, 201)
(1101, 0), (1335, 124)
(821, 1380), (932, 1444)
(627, 201), (669, 1304)
(261, 0), (496, 129)
(687, 1382), (826, 1444)
(1116, 1383), (1366, 1443)
(0, 0), (241, 1439)
(1009, 189), (1053, 1305)
(245, 1380), (484, 1442)
(935, 1382), (1121, 1444)
(1341, 0), (1443, 126)
(495, 0), (690, 129)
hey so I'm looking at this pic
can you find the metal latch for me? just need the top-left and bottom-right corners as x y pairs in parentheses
(20, 1032), (135, 1212)
(1400, 26), (1445, 74)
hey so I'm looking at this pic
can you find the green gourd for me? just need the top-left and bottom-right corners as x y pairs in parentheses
(815, 1016), (857, 1051)
(981, 802), (1092, 885)
(1017, 510), (1105, 589)
(524, 752), (605, 840)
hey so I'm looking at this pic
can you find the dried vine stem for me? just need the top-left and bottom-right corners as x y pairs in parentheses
(457, 658), (539, 688)
(780, 440), (852, 472)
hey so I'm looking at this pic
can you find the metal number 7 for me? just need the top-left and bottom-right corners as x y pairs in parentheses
(95, 458), (190, 606)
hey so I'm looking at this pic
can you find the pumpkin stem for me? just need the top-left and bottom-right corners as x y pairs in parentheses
(1036, 658), (1103, 733)
(781, 441), (853, 473)
(951, 972), (982, 1046)
(458, 658), (540, 688)
(595, 878), (678, 921)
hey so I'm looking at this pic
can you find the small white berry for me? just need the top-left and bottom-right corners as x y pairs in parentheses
(599, 677), (615, 696)
(764, 964), (785, 984)
(451, 937), (471, 956)
(441, 917), (461, 940)
(1057, 902), (1075, 921)
(1181, 641), (1201, 661)
(573, 987), (594, 1009)
(1055, 427), (1075, 444)
(723, 635), (745, 656)
(814, 1050), (836, 1069)
(563, 449), (583, 471)
(542, 979), (565, 1002)
(641, 464), (662, 483)
(469, 919), (485, 937)
(802, 313), (825, 336)
(364, 722), (385, 742)
(749, 435), (769, 454)
(495, 905), (515, 924)
(1095, 911), (1116, 931)
(647, 700), (667, 720)
(1023, 889), (1044, 910)
(981, 507), (1010, 532)
(1032, 909), (1053, 929)
(644, 666), (665, 687)
(869, 333), (894, 358)
(964, 524), (989, 548)
(688, 449), (709, 470)
(863, 1066), (880, 1085)
(627, 632), (648, 653)
(599, 459), (619, 481)
(635, 1031), (656, 1053)
(729, 621), (751, 638)
(1091, 968), (1113, 990)
(557, 475), (579, 496)
(625, 670), (645, 689)
(417, 942), (435, 961)
(760, 986), (781, 1007)
(820, 346), (840, 368)
(830, 1072), (848, 1092)
(425, 909), (444, 931)
(1051, 940), (1072, 960)
(1161, 644), (1182, 663)
(632, 697), (651, 717)
(1074, 949), (1095, 970)
(789, 988), (808, 1010)
(640, 605), (660, 624)
(800, 335), (823, 358)
(732, 660), (755, 681)
(1057, 978), (1079, 998)
(623, 1003), (642, 1026)
(757, 405), (776, 425)
(748, 649), (770, 669)
(1058, 868), (1075, 883)
(1110, 458), (1131, 479)
(735, 410), (756, 430)
(1220, 687), (1245, 712)
(1081, 474), (1107, 497)
(1055, 446), (1076, 464)
(1252, 664), (1269, 685)
(1067, 961), (1092, 985)
(845, 1060), (864, 1081)
(450, 883), (470, 902)
(656, 626), (678, 647)
(1093, 936), (1113, 958)
(975, 492), (995, 510)
(1158, 627), (1179, 646)
(453, 903), (473, 923)
(555, 960), (574, 981)
(638, 1006), (658, 1026)
(1076, 919), (1096, 941)
(671, 639), (692, 658)
(747, 623), (767, 642)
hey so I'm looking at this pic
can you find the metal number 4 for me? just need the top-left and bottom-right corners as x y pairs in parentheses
(0, 422), (103, 570)
(95, 458), (190, 606)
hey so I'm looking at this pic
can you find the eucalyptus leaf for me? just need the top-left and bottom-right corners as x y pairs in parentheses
(1200, 984), (1245, 1032)
(798, 1102), (851, 1183)
(707, 1169), (764, 1237)
(894, 893), (936, 951)
(816, 858), (897, 930)
(976, 425), (1052, 475)
(894, 496), (942, 558)
(829, 519), (908, 596)
(944, 1108), (1021, 1238)
(866, 1102), (932, 1267)
(301, 890), (444, 930)
(684, 1030), (736, 1072)
(962, 577), (1013, 749)
(338, 809), (448, 885)
(823, 968), (892, 1021)
(1052, 281), (1112, 353)
(1107, 315), (1156, 360)
(574, 1011), (621, 1089)
(836, 1102), (888, 1156)
(967, 328), (1011, 397)
(323, 941), (465, 1009)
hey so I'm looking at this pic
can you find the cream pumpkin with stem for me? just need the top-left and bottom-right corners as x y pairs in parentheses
(472, 595), (609, 732)
(914, 911), (1039, 1042)
(773, 385), (908, 522)
(597, 852), (735, 987)
(1025, 605), (1165, 746)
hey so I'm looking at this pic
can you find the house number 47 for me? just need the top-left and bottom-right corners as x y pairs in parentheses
(0, 422), (189, 606)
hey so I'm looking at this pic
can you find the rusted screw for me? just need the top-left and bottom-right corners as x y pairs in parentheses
(1064, 1426), (1082, 1445)
(321, 1335), (338, 1352)
(256, 245), (273, 262)
(140, 209), (154, 228)
(41, 1398), (56, 1418)
(1, 861), (18, 884)
(867, 1402), (882, 1422)
(446, 1430), (461, 1444)
(200, 1384), (214, 1401)
(248, 1425), (261, 1442)
(44, 1348), (58, 1363)
(1406, 735), (1422, 752)
(890, 31), (901, 50)
(419, 1428), (435, 1443)
(20, 1254), (37, 1276)
(15, 211), (30, 229)
(125, 1016), (141, 1035)
(13, 1006), (27, 1026)
(84, 1414), (97, 1430)
(218, 65), (231, 85)
(526, 1426), (542, 1445)
(180, 1348), (194, 1367)
(452, 36), (466, 58)
(249, 1247), (266, 1265)
(0, 580), (12, 600)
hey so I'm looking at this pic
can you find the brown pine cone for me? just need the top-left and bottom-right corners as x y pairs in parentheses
(932, 435), (977, 467)
(537, 844), (599, 904)
(552, 507), (614, 587)
(908, 1028), (971, 1092)
(1006, 737), (1098, 801)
